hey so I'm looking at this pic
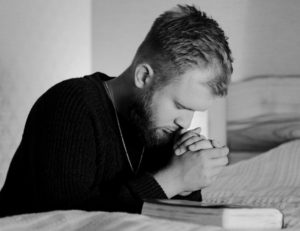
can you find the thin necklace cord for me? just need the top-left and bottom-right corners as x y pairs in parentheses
(104, 82), (144, 174)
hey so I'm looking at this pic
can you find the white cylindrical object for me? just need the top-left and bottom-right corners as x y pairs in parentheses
(208, 97), (227, 146)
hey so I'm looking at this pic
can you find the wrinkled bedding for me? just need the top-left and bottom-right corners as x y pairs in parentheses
(0, 210), (222, 231)
(1, 140), (300, 231)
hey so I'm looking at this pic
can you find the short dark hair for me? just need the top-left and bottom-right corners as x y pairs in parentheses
(133, 4), (233, 96)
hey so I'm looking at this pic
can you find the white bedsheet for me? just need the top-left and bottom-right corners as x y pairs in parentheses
(0, 210), (224, 231)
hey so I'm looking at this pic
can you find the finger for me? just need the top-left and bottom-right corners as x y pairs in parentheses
(175, 136), (205, 155)
(183, 136), (204, 148)
(174, 136), (207, 155)
(180, 127), (202, 140)
(211, 156), (229, 167)
(188, 139), (213, 151)
(175, 146), (188, 155)
(179, 128), (187, 135)
(189, 127), (202, 135)
(201, 146), (229, 159)
(211, 139), (224, 148)
(174, 131), (204, 150)
(174, 132), (199, 151)
(181, 128), (201, 141)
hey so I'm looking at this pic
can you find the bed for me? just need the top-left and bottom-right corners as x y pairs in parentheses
(0, 75), (300, 230)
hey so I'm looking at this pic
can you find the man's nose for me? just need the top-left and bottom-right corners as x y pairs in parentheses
(174, 111), (195, 129)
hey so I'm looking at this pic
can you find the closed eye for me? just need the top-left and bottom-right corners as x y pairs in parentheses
(175, 102), (194, 111)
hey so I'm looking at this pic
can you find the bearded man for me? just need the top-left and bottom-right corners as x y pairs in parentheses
(0, 4), (233, 217)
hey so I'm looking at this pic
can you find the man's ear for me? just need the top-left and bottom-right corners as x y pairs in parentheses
(134, 63), (154, 89)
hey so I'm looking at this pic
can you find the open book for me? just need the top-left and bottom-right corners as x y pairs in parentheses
(142, 199), (283, 229)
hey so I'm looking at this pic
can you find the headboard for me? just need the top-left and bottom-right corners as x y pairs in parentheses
(227, 75), (300, 152)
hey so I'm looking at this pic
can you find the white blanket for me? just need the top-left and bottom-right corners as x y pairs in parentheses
(0, 210), (221, 231)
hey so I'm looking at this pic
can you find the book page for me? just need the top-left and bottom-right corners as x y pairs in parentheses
(202, 140), (300, 228)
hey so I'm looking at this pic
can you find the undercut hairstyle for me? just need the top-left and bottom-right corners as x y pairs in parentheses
(133, 4), (233, 96)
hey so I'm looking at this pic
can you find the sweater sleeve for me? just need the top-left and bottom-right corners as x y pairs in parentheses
(30, 79), (166, 214)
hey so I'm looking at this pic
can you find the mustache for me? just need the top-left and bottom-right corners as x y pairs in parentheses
(163, 127), (178, 134)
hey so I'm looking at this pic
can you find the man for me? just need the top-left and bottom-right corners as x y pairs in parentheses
(0, 5), (233, 217)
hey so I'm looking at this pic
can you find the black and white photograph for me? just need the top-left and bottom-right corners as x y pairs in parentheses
(0, 0), (299, 230)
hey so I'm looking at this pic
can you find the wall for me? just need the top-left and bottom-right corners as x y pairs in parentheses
(239, 0), (300, 79)
(0, 0), (91, 188)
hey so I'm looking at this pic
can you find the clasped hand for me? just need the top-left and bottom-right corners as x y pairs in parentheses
(153, 127), (229, 198)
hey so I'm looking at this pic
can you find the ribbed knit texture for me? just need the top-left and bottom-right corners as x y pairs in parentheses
(0, 72), (172, 217)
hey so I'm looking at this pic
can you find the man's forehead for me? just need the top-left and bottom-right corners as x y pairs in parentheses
(168, 67), (214, 93)
(160, 68), (215, 110)
(185, 66), (216, 83)
(154, 66), (215, 97)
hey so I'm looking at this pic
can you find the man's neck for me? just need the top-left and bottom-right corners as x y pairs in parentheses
(117, 112), (144, 159)
(106, 67), (136, 119)
(106, 67), (144, 162)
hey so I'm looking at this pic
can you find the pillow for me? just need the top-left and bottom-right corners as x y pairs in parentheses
(227, 75), (300, 151)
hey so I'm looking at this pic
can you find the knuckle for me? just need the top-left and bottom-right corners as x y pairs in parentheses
(223, 146), (229, 154)
(204, 140), (213, 148)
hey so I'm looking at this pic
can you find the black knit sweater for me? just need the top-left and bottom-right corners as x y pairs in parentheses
(0, 72), (201, 217)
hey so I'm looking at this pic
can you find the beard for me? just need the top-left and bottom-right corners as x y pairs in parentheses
(128, 89), (175, 148)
